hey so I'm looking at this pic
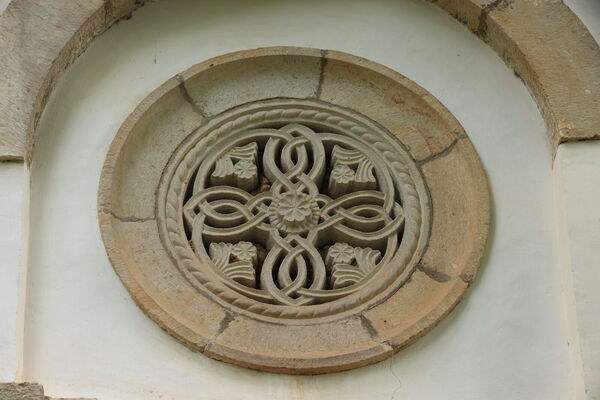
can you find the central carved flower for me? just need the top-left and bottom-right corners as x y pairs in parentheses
(268, 191), (319, 234)
(278, 193), (313, 222)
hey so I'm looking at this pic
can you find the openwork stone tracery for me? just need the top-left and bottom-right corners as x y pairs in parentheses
(161, 99), (429, 319)
(184, 122), (404, 306)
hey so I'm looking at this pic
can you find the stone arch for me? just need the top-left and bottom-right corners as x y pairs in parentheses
(0, 0), (598, 162)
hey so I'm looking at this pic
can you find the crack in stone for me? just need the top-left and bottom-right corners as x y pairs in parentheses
(202, 311), (236, 354)
(206, 312), (236, 349)
(476, 0), (507, 39)
(417, 264), (452, 282)
(416, 138), (458, 166)
(360, 314), (384, 343)
(101, 209), (154, 223)
(453, 129), (468, 139)
(104, 0), (145, 24)
(176, 74), (208, 119)
(218, 311), (236, 334)
(417, 264), (474, 285)
(314, 49), (329, 99)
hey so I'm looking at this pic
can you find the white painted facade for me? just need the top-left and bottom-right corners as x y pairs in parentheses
(555, 142), (600, 400)
(0, 0), (598, 399)
(0, 163), (27, 383)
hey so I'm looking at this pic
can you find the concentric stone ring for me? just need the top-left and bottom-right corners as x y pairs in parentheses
(98, 47), (489, 374)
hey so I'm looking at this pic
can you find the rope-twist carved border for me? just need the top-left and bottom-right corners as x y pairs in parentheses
(159, 102), (427, 319)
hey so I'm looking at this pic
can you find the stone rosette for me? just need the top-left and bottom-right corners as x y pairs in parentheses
(98, 47), (490, 374)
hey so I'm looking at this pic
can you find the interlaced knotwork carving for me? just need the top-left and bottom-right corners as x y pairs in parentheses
(183, 122), (404, 306)
(159, 99), (429, 319)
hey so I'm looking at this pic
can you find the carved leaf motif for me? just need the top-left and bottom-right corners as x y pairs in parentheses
(211, 143), (259, 192)
(208, 242), (232, 269)
(330, 264), (364, 289)
(212, 157), (235, 179)
(209, 242), (256, 287)
(328, 145), (376, 197)
(329, 244), (381, 289)
(354, 247), (381, 273)
(220, 262), (255, 287)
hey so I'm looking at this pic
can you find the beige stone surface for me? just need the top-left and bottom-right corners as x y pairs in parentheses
(363, 270), (467, 348)
(206, 315), (393, 374)
(0, 382), (96, 400)
(98, 47), (490, 373)
(98, 215), (227, 352)
(487, 0), (600, 148)
(0, 0), (144, 161)
(181, 47), (323, 118)
(98, 76), (204, 219)
(319, 51), (458, 161)
(0, 383), (43, 400)
(418, 138), (490, 282)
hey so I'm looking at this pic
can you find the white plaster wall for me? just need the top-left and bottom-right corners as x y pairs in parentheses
(555, 142), (600, 400)
(0, 162), (27, 382)
(23, 0), (572, 399)
(0, 0), (9, 14)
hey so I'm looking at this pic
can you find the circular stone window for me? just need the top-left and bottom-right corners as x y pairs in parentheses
(98, 47), (489, 374)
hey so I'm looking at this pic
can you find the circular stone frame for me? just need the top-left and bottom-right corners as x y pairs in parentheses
(159, 98), (431, 323)
(98, 47), (490, 374)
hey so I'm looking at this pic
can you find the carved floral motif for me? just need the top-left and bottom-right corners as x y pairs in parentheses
(268, 191), (320, 234)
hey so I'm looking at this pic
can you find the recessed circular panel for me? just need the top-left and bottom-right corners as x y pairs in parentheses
(98, 47), (489, 374)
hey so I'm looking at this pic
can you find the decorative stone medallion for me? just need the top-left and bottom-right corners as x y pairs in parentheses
(99, 47), (489, 374)
(165, 99), (428, 320)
